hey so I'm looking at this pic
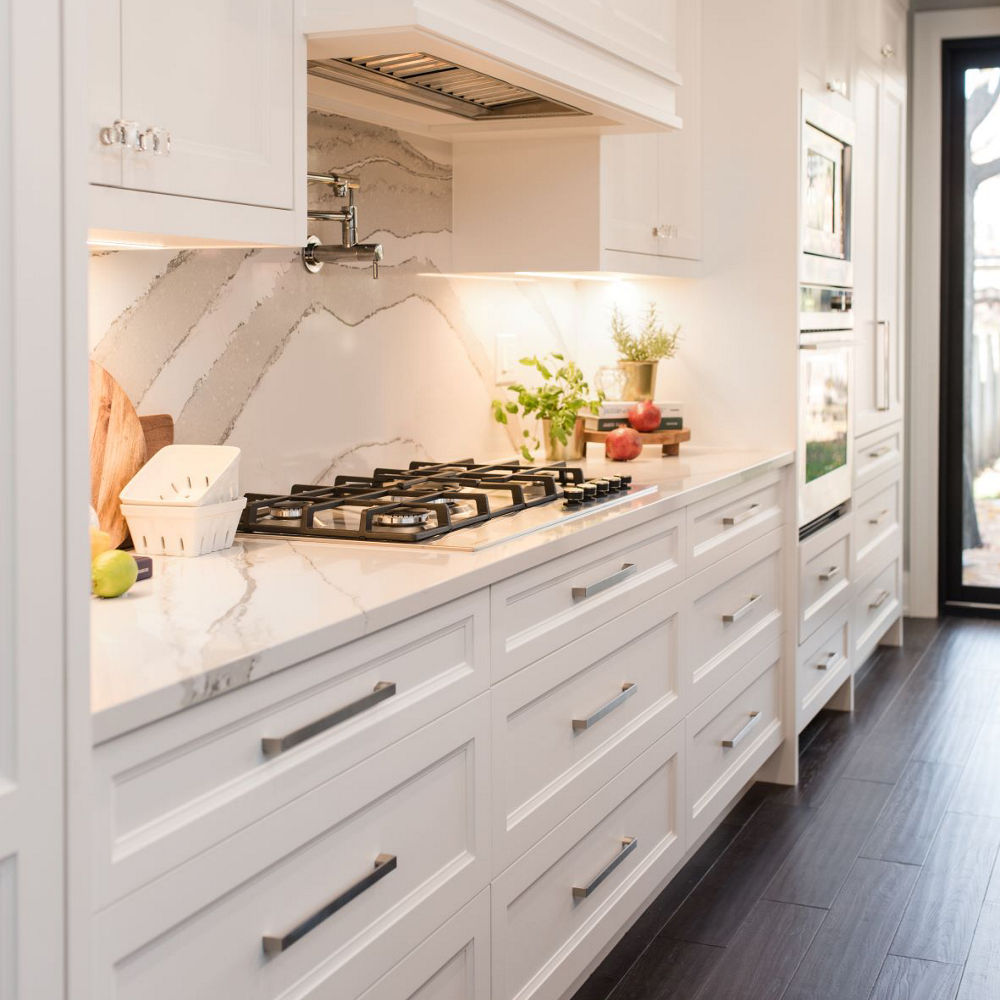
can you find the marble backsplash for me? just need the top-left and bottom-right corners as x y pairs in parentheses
(89, 110), (709, 492)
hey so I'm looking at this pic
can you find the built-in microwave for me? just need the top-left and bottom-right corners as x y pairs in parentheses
(798, 284), (854, 530)
(801, 95), (854, 288)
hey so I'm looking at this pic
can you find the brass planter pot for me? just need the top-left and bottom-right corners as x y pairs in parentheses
(618, 360), (659, 401)
(542, 417), (586, 461)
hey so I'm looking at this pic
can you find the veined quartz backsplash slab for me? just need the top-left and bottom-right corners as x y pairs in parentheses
(89, 111), (704, 492)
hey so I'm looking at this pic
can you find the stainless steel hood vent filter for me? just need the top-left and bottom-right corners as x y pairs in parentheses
(307, 53), (589, 121)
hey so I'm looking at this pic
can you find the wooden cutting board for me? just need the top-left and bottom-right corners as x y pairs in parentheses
(89, 361), (147, 547)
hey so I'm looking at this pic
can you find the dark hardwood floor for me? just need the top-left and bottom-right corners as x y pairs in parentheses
(572, 616), (1000, 1000)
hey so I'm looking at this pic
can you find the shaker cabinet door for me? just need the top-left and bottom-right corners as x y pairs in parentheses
(118, 0), (295, 209)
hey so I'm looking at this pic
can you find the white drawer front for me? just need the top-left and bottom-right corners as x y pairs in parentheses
(855, 422), (902, 489)
(855, 557), (901, 663)
(358, 891), (491, 1000)
(799, 515), (852, 642)
(94, 697), (491, 1000)
(687, 528), (784, 706)
(491, 513), (683, 680)
(686, 471), (785, 574)
(492, 726), (685, 1000)
(92, 591), (488, 909)
(854, 470), (902, 581)
(493, 590), (685, 871)
(686, 640), (783, 842)
(796, 608), (852, 733)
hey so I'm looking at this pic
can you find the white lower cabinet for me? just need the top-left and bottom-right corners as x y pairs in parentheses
(492, 589), (685, 872)
(357, 891), (491, 1000)
(854, 555), (901, 663)
(90, 466), (795, 1000)
(686, 528), (784, 705)
(93, 696), (490, 1000)
(798, 515), (853, 643)
(685, 640), (784, 842)
(92, 591), (489, 909)
(491, 726), (685, 1000)
(796, 608), (852, 733)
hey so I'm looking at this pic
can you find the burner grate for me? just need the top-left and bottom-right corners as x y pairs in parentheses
(239, 458), (627, 544)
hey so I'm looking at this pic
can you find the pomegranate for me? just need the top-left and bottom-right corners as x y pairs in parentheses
(627, 400), (661, 433)
(605, 427), (643, 461)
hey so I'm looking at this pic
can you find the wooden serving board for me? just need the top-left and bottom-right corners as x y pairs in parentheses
(584, 427), (691, 456)
(89, 361), (147, 547)
(139, 414), (174, 460)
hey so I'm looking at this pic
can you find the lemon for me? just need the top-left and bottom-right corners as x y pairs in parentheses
(92, 549), (139, 599)
(90, 525), (113, 563)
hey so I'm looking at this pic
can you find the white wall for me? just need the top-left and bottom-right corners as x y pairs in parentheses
(908, 7), (1000, 617)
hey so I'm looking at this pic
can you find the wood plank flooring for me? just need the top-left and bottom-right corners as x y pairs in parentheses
(571, 617), (1000, 1000)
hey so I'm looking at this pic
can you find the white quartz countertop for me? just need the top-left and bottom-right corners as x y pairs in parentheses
(90, 447), (793, 743)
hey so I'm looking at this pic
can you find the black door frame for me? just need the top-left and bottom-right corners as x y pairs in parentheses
(939, 36), (1000, 614)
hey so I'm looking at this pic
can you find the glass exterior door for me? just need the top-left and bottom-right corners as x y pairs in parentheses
(942, 39), (1000, 608)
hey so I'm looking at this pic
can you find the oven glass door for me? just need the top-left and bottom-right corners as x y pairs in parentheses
(799, 337), (853, 526)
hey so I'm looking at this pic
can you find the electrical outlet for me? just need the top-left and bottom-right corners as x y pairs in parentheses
(495, 333), (519, 386)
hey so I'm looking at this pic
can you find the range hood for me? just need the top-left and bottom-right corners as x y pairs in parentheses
(303, 0), (681, 136)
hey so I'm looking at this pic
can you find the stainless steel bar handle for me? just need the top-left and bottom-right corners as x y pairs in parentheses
(572, 563), (638, 601)
(723, 503), (761, 527)
(722, 593), (762, 623)
(262, 853), (396, 955)
(876, 320), (891, 411)
(816, 651), (838, 671)
(868, 445), (891, 459)
(261, 681), (396, 756)
(572, 683), (637, 732)
(571, 837), (638, 899)
(869, 589), (890, 610)
(722, 711), (761, 748)
(868, 509), (890, 525)
(819, 565), (840, 582)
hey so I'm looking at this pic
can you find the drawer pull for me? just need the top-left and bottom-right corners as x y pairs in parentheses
(819, 565), (840, 582)
(262, 853), (397, 955)
(261, 681), (396, 757)
(723, 503), (761, 527)
(572, 837), (638, 899)
(816, 651), (838, 671)
(869, 589), (890, 610)
(868, 445), (892, 459)
(868, 509), (890, 525)
(722, 593), (762, 623)
(721, 711), (761, 748)
(572, 682), (637, 732)
(572, 562), (638, 601)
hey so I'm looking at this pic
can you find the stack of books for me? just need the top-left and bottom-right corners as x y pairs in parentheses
(582, 401), (684, 433)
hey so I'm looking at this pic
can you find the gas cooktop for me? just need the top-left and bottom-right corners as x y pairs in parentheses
(239, 459), (657, 551)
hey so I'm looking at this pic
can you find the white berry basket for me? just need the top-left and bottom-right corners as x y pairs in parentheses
(120, 445), (241, 507)
(122, 497), (247, 558)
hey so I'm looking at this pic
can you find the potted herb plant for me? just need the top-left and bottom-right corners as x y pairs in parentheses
(492, 353), (603, 461)
(611, 302), (681, 401)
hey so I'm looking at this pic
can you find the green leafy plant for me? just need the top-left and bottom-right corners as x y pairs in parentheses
(492, 353), (603, 461)
(611, 302), (681, 361)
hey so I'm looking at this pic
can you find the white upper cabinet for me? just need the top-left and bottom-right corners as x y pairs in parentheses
(852, 11), (907, 438)
(857, 0), (907, 84)
(799, 0), (854, 109)
(453, 0), (700, 275)
(89, 0), (304, 246)
(502, 0), (679, 80)
(603, 0), (701, 264)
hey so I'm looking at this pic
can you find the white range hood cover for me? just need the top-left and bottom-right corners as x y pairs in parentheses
(303, 0), (681, 136)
